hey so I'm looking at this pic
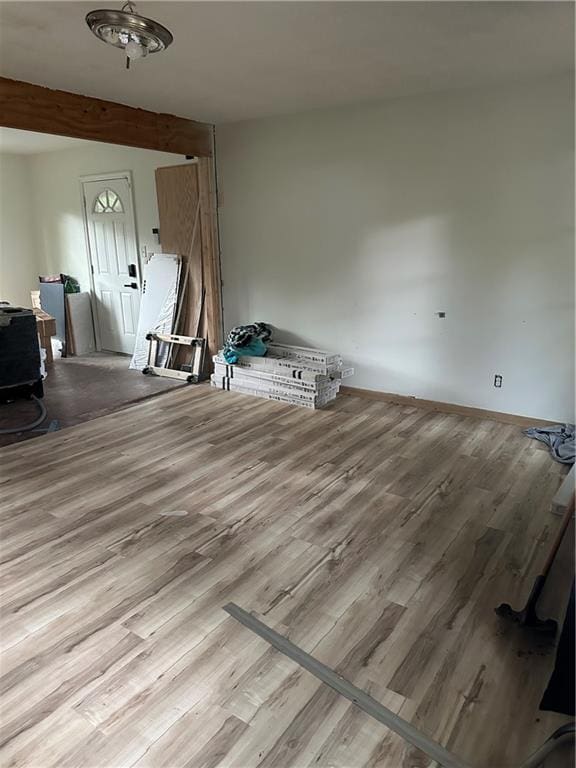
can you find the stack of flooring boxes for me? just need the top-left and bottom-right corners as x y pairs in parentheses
(211, 343), (353, 409)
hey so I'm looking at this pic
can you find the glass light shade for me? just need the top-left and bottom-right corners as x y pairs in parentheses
(86, 7), (173, 59)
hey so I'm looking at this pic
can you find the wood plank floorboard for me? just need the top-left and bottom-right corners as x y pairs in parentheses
(0, 386), (572, 768)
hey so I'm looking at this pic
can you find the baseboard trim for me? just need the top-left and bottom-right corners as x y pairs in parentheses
(339, 386), (558, 427)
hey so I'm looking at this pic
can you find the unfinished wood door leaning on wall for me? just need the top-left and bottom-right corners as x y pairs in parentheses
(155, 161), (222, 372)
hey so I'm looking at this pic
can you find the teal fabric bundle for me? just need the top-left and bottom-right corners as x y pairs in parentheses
(222, 323), (272, 363)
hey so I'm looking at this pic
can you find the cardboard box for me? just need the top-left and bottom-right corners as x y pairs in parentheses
(214, 361), (328, 391)
(214, 353), (341, 377)
(213, 374), (338, 399)
(211, 374), (339, 402)
(267, 343), (342, 365)
(210, 377), (338, 409)
(213, 360), (354, 384)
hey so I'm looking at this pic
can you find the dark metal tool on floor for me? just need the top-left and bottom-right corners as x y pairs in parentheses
(495, 492), (575, 635)
(223, 603), (574, 768)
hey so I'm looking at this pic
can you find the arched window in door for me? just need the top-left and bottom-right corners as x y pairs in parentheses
(93, 189), (124, 214)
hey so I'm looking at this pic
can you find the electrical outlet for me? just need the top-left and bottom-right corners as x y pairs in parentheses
(494, 374), (503, 388)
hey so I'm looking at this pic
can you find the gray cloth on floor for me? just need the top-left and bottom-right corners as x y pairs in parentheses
(524, 424), (575, 464)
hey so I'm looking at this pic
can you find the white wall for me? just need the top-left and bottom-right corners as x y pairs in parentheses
(27, 144), (191, 292)
(216, 76), (575, 422)
(0, 154), (41, 306)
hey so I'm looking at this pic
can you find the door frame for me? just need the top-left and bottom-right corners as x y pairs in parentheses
(1, 78), (222, 353)
(0, 77), (213, 157)
(80, 170), (140, 352)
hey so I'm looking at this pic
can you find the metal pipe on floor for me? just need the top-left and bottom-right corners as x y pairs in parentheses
(223, 603), (574, 768)
(224, 602), (471, 768)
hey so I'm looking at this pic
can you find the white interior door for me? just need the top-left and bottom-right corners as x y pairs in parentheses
(82, 175), (140, 354)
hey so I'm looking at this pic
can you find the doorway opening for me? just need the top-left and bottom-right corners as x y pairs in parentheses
(0, 126), (216, 445)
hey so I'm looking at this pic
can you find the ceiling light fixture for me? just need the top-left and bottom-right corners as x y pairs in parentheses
(86, 1), (173, 69)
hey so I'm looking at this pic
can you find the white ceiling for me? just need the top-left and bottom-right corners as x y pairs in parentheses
(0, 126), (94, 154)
(0, 2), (573, 124)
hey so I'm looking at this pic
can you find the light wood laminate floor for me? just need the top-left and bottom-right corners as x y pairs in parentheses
(0, 386), (573, 768)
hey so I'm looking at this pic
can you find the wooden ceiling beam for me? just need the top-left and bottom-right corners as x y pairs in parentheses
(0, 77), (213, 157)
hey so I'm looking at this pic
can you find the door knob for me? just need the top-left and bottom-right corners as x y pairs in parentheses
(123, 282), (138, 289)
